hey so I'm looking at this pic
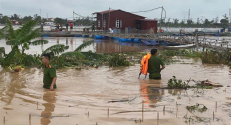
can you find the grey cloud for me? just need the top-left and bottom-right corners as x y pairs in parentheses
(0, 0), (230, 21)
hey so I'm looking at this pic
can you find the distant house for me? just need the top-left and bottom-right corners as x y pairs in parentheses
(48, 18), (54, 22)
(44, 22), (56, 26)
(93, 9), (157, 33)
(67, 20), (74, 23)
(11, 20), (22, 25)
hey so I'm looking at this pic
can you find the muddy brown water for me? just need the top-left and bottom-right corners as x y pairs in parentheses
(0, 37), (142, 55)
(0, 56), (231, 125)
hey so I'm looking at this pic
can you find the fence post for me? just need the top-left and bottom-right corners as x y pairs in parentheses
(195, 29), (199, 51)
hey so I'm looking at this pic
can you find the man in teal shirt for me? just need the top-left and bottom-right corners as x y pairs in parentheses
(42, 54), (57, 90)
(148, 49), (165, 79)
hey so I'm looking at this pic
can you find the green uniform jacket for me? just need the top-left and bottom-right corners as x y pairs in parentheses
(43, 64), (57, 89)
(148, 56), (165, 79)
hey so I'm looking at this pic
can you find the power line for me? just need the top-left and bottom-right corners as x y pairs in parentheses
(131, 7), (163, 13)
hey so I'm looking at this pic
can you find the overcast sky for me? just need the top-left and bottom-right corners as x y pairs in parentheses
(0, 0), (231, 22)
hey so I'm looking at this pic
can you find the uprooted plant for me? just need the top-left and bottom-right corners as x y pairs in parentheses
(184, 103), (210, 124)
(186, 103), (207, 113)
(167, 76), (190, 89)
(108, 53), (131, 67)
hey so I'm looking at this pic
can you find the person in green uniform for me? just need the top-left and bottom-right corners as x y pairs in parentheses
(42, 54), (57, 91)
(148, 49), (165, 79)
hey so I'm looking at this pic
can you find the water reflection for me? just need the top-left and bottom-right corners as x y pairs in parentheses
(1, 37), (142, 54)
(95, 40), (141, 53)
(70, 38), (73, 51)
(41, 91), (57, 125)
(140, 80), (164, 107)
(0, 72), (26, 105)
(66, 38), (68, 46)
(57, 38), (59, 44)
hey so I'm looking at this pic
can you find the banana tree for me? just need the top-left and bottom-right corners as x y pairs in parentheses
(0, 17), (48, 67)
(42, 40), (105, 68)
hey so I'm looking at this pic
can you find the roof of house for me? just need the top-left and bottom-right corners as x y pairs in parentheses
(136, 19), (157, 21)
(93, 9), (145, 18)
(93, 9), (119, 14)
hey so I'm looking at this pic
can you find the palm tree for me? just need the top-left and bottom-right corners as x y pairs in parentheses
(0, 17), (48, 67)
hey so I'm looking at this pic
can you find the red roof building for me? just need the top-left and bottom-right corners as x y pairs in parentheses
(93, 9), (157, 33)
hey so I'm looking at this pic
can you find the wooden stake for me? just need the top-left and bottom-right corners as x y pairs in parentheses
(29, 114), (31, 125)
(88, 111), (89, 118)
(213, 111), (214, 121)
(176, 109), (178, 118)
(142, 100), (144, 122)
(96, 122), (98, 125)
(163, 105), (165, 115)
(157, 112), (159, 125)
(37, 102), (38, 109)
(215, 102), (217, 112)
(176, 101), (178, 111)
(107, 108), (109, 118)
(3, 116), (5, 124)
(29, 114), (31, 120)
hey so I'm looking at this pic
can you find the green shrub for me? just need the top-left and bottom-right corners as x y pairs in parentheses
(109, 53), (130, 67)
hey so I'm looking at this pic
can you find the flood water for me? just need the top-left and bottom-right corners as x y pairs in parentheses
(0, 56), (231, 125)
(0, 37), (142, 55)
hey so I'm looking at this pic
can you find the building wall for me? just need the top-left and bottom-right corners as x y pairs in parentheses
(140, 21), (158, 34)
(96, 10), (145, 30)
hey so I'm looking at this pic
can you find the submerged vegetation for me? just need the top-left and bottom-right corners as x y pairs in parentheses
(167, 76), (189, 89)
(184, 104), (210, 124)
(108, 53), (130, 67)
(186, 103), (208, 113)
(160, 49), (231, 66)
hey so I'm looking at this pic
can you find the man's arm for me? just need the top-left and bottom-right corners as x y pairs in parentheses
(50, 77), (57, 91)
(161, 65), (165, 71)
(49, 68), (57, 91)
(160, 59), (165, 71)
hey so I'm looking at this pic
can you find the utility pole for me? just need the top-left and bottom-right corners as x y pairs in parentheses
(73, 11), (74, 21)
(160, 6), (163, 30)
(102, 13), (103, 30)
(229, 8), (231, 23)
(188, 9), (190, 21)
(195, 29), (199, 51)
(47, 13), (48, 20)
(108, 7), (110, 30)
(40, 9), (42, 24)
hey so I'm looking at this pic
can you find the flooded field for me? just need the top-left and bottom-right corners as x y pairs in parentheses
(0, 37), (142, 54)
(0, 56), (231, 125)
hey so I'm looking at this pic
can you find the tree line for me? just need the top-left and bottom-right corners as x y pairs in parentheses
(158, 14), (229, 28)
(0, 13), (95, 26)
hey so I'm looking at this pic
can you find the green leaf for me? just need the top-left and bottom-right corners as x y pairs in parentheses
(30, 39), (48, 46)
(43, 44), (69, 57)
(22, 43), (30, 50)
(6, 18), (16, 39)
(6, 39), (20, 46)
(74, 40), (94, 52)
(16, 17), (40, 40)
(0, 26), (9, 40)
(0, 47), (5, 58)
(19, 28), (41, 43)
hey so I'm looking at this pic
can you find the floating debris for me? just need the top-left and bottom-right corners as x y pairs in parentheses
(195, 80), (223, 87)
